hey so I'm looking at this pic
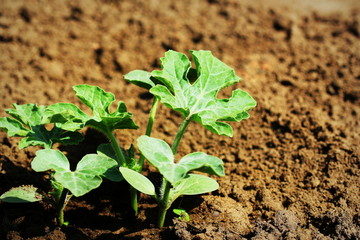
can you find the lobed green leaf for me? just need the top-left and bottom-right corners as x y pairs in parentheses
(0, 117), (30, 137)
(0, 104), (83, 149)
(6, 104), (46, 127)
(73, 85), (115, 117)
(149, 50), (257, 137)
(44, 103), (88, 131)
(17, 124), (83, 149)
(45, 85), (138, 133)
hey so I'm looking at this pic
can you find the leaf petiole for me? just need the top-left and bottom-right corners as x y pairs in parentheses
(171, 119), (191, 154)
(106, 130), (127, 166)
(138, 97), (160, 170)
(158, 118), (190, 227)
(130, 96), (160, 215)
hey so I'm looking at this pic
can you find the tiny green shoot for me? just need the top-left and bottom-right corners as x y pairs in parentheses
(0, 102), (122, 225)
(173, 208), (190, 222)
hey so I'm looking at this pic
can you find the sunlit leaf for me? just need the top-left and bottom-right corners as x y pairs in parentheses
(45, 85), (138, 133)
(137, 135), (224, 185)
(32, 149), (120, 197)
(0, 185), (42, 203)
(0, 117), (29, 137)
(150, 50), (257, 137)
(120, 167), (156, 196)
(171, 174), (219, 197)
(124, 70), (155, 90)
(0, 104), (83, 149)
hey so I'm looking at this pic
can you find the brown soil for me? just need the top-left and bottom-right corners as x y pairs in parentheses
(1, 0), (359, 239)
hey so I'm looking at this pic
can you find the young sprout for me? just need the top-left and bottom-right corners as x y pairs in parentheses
(122, 50), (256, 227)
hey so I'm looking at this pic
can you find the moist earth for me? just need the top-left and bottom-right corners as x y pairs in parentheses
(0, 0), (359, 239)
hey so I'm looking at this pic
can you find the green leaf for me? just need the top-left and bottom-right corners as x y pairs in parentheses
(6, 104), (46, 127)
(0, 117), (30, 136)
(55, 171), (103, 197)
(32, 149), (120, 197)
(119, 167), (156, 195)
(97, 143), (117, 160)
(150, 50), (257, 137)
(44, 103), (88, 131)
(170, 174), (219, 198)
(173, 208), (190, 221)
(124, 70), (155, 90)
(0, 185), (42, 203)
(45, 85), (138, 133)
(178, 152), (225, 177)
(137, 135), (174, 169)
(137, 136), (224, 185)
(137, 136), (179, 184)
(76, 154), (122, 182)
(32, 149), (70, 172)
(0, 104), (83, 149)
(73, 85), (115, 117)
(18, 124), (84, 149)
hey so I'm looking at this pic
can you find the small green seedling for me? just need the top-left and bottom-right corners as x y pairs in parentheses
(121, 50), (257, 227)
(0, 104), (120, 225)
(120, 135), (225, 226)
(44, 84), (154, 214)
(173, 208), (190, 222)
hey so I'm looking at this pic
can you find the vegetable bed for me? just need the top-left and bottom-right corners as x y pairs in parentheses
(0, 0), (359, 239)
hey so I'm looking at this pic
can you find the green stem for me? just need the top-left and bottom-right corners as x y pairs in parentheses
(158, 118), (190, 227)
(107, 131), (126, 166)
(145, 97), (160, 136)
(157, 180), (172, 227)
(171, 119), (190, 154)
(130, 186), (138, 215)
(130, 97), (159, 215)
(138, 97), (159, 169)
(56, 188), (68, 226)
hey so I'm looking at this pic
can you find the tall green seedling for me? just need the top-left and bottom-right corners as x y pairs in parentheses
(123, 70), (160, 213)
(121, 50), (257, 227)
